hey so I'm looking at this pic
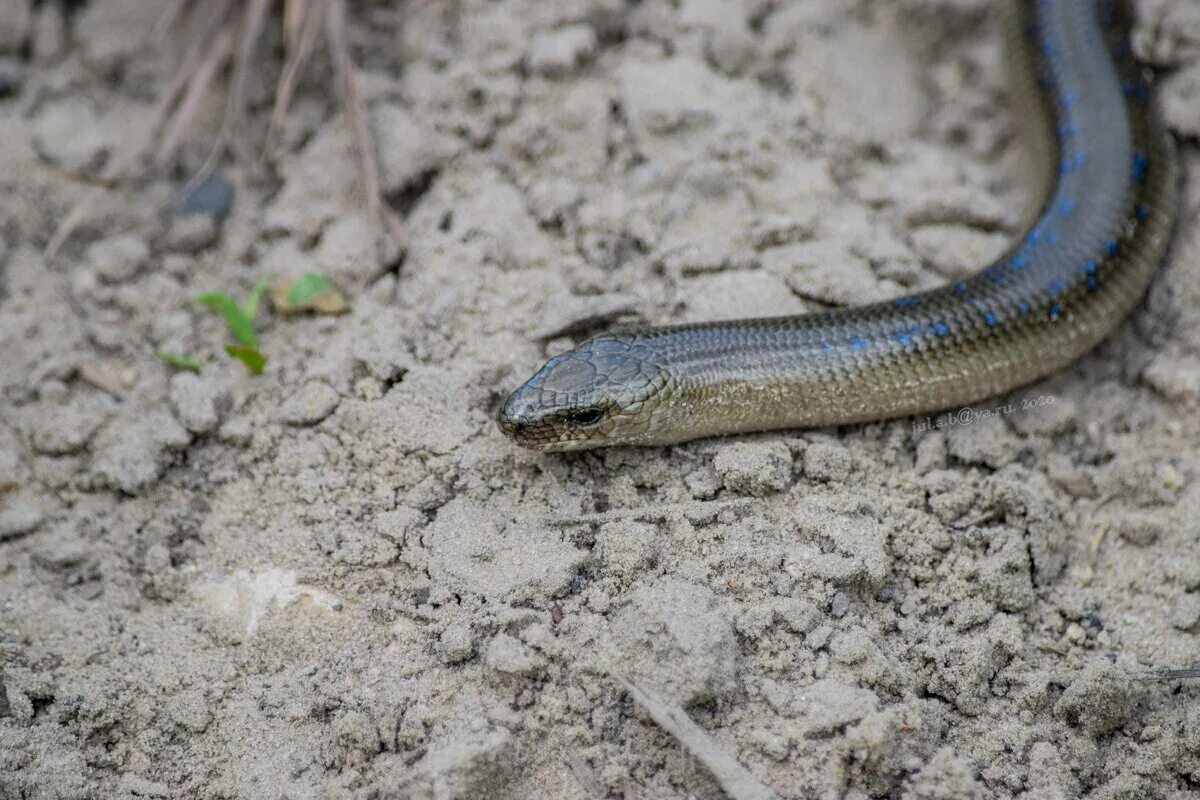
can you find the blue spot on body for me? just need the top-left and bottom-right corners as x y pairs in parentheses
(954, 282), (967, 294)
(1087, 277), (1099, 292)
(1018, 301), (1031, 315)
(892, 331), (913, 346)
(1049, 302), (1062, 320)
(931, 322), (950, 337)
(1106, 239), (1119, 256)
(1122, 80), (1147, 102)
(1057, 124), (1077, 140)
(1059, 199), (1077, 217)
(1011, 255), (1027, 270)
(1132, 152), (1148, 183)
(1061, 92), (1077, 110)
(994, 275), (1008, 287)
(984, 312), (998, 327)
(1136, 204), (1150, 220)
(1082, 259), (1097, 276)
(1047, 232), (1059, 245)
(1061, 152), (1087, 174)
(1048, 278), (1067, 298)
(851, 338), (868, 350)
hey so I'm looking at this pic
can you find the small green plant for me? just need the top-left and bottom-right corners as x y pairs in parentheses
(287, 273), (335, 306)
(272, 272), (348, 315)
(156, 351), (204, 373)
(164, 275), (344, 376)
(195, 277), (270, 374)
(243, 277), (270, 320)
(223, 345), (266, 374)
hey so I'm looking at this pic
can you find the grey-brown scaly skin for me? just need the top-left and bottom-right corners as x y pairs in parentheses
(498, 0), (1179, 452)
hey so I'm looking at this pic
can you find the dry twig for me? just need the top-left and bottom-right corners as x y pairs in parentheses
(614, 674), (781, 800)
(324, 0), (406, 245)
(46, 0), (404, 259)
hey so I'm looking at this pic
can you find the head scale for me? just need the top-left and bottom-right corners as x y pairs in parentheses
(497, 336), (670, 451)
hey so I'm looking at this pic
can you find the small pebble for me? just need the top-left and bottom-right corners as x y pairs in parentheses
(484, 633), (545, 677)
(804, 441), (851, 482)
(914, 432), (946, 474)
(1161, 61), (1200, 139)
(217, 416), (255, 446)
(174, 171), (234, 219)
(87, 233), (149, 283)
(404, 474), (451, 512)
(1171, 594), (1200, 632)
(278, 382), (340, 426)
(806, 623), (833, 652)
(945, 415), (1017, 468)
(1054, 661), (1141, 737)
(775, 596), (820, 634)
(735, 605), (775, 639)
(438, 622), (475, 664)
(749, 213), (818, 249)
(1045, 453), (1096, 497)
(1116, 511), (1162, 547)
(0, 496), (44, 540)
(713, 441), (792, 496)
(829, 591), (850, 619)
(684, 466), (721, 500)
(169, 372), (233, 435)
(830, 628), (871, 664)
(526, 24), (597, 76)
(165, 214), (218, 253)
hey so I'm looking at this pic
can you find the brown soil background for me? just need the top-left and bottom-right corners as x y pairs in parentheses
(3, 0), (1200, 798)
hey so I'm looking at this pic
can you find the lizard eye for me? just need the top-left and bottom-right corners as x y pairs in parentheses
(567, 408), (603, 427)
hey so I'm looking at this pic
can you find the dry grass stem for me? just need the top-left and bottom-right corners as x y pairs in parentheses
(325, 0), (406, 245)
(46, 0), (407, 260)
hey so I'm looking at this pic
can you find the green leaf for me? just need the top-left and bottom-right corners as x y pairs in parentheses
(242, 277), (271, 320)
(156, 351), (204, 373)
(197, 292), (259, 348)
(287, 273), (335, 307)
(225, 345), (266, 375)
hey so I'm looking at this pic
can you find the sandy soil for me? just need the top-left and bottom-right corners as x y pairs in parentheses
(3, 0), (1200, 798)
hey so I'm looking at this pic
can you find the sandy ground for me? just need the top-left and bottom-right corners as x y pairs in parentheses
(3, 0), (1200, 798)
